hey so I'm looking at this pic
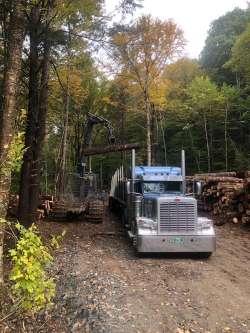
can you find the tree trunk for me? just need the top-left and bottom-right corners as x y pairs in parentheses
(225, 104), (229, 171)
(188, 128), (200, 172)
(56, 67), (70, 196)
(120, 90), (126, 165)
(18, 5), (40, 226)
(19, 2), (54, 226)
(0, 0), (11, 108)
(144, 92), (151, 166)
(0, 0), (26, 284)
(56, 25), (71, 197)
(160, 121), (167, 166)
(151, 104), (156, 166)
(203, 113), (211, 172)
(61, 70), (70, 194)
(28, 30), (51, 224)
(209, 123), (214, 171)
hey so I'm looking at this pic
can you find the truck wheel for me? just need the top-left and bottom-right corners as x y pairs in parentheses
(199, 252), (212, 259)
(121, 208), (128, 225)
(108, 198), (114, 212)
(135, 248), (145, 258)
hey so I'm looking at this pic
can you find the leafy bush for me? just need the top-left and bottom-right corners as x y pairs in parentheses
(51, 230), (66, 249)
(9, 223), (55, 312)
(0, 131), (25, 178)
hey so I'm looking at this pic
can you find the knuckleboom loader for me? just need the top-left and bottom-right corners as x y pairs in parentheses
(52, 113), (115, 221)
(109, 150), (216, 256)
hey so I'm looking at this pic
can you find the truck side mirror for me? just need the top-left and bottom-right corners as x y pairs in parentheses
(195, 181), (202, 196)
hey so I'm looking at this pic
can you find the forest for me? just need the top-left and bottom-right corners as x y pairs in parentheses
(1, 1), (250, 205)
(0, 0), (250, 329)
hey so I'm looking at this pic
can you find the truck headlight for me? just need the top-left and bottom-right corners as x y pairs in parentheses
(137, 217), (157, 230)
(197, 217), (213, 230)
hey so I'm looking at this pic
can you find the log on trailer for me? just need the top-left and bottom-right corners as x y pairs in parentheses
(81, 143), (140, 156)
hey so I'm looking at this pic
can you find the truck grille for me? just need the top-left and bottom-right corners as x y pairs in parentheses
(159, 201), (196, 232)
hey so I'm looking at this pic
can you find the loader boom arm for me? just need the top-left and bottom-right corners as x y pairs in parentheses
(78, 113), (115, 175)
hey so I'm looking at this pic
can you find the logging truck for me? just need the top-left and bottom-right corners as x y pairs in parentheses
(109, 150), (216, 256)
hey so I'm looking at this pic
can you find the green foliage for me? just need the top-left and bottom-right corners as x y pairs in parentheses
(226, 23), (250, 85)
(110, 15), (185, 89)
(0, 217), (8, 226)
(200, 6), (250, 84)
(7, 132), (25, 173)
(164, 58), (202, 87)
(187, 76), (221, 113)
(46, 52), (106, 183)
(51, 229), (66, 249)
(0, 131), (25, 178)
(155, 69), (250, 173)
(8, 0), (250, 190)
(9, 223), (55, 312)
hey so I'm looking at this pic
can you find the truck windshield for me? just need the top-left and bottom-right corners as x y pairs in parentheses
(143, 181), (181, 193)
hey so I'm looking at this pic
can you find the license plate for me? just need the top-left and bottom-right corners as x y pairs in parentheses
(169, 236), (184, 245)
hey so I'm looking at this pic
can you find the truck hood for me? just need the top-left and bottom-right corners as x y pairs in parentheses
(144, 193), (183, 200)
(143, 193), (197, 205)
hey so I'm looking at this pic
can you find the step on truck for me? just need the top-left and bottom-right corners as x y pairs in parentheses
(109, 150), (216, 256)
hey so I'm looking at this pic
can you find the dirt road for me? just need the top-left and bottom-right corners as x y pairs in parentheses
(38, 209), (250, 333)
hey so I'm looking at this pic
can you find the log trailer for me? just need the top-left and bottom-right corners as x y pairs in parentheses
(109, 150), (216, 256)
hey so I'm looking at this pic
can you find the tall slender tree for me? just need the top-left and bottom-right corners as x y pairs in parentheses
(19, 1), (55, 226)
(18, 3), (41, 225)
(0, 0), (26, 283)
(110, 15), (185, 165)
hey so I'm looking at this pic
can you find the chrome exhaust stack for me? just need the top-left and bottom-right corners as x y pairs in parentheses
(181, 150), (186, 194)
(131, 149), (135, 192)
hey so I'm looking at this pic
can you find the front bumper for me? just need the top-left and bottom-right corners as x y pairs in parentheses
(136, 234), (216, 253)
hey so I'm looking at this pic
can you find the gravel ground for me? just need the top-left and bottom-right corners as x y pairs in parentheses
(2, 209), (250, 333)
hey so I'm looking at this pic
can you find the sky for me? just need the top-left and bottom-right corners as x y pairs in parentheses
(105, 0), (249, 59)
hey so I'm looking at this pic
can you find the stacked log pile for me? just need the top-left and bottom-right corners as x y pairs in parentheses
(7, 194), (53, 220)
(193, 171), (250, 225)
(38, 195), (54, 219)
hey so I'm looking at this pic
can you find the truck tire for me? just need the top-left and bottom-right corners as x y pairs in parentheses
(198, 252), (212, 259)
(135, 250), (143, 258)
(121, 208), (128, 225)
(109, 197), (113, 212)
